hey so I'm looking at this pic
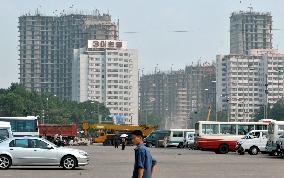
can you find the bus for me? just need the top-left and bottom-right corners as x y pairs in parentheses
(0, 121), (13, 141)
(0, 116), (39, 137)
(266, 121), (284, 156)
(195, 120), (271, 154)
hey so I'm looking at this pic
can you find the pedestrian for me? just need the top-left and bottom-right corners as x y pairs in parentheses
(114, 135), (119, 148)
(131, 130), (157, 178)
(54, 134), (58, 145)
(121, 137), (126, 150)
(59, 134), (63, 146)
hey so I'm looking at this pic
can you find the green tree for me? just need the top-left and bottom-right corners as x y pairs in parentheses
(254, 101), (283, 121)
(0, 83), (110, 125)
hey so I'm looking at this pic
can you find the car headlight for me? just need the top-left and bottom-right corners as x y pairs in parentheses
(79, 151), (88, 157)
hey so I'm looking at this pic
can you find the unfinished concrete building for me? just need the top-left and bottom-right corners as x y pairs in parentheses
(140, 63), (216, 129)
(230, 11), (272, 55)
(18, 11), (118, 99)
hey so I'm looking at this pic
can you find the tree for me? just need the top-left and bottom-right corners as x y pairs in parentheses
(254, 100), (284, 121)
(0, 83), (110, 125)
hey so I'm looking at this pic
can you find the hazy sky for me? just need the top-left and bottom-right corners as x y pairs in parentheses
(0, 0), (283, 88)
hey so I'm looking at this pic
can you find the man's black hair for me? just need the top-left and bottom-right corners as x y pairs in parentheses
(132, 130), (143, 137)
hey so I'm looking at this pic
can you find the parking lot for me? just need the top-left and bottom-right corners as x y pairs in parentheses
(2, 144), (284, 178)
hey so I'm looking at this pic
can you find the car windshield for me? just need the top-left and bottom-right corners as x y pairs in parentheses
(41, 139), (58, 148)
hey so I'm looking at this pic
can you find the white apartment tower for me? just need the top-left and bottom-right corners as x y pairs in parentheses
(216, 49), (284, 121)
(72, 40), (139, 125)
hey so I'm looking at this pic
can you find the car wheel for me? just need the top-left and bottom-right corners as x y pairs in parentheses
(62, 156), (77, 170)
(177, 142), (183, 148)
(0, 155), (11, 169)
(218, 144), (229, 154)
(249, 146), (259, 155)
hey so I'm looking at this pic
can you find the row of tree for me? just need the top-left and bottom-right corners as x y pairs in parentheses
(0, 84), (110, 124)
(254, 99), (284, 121)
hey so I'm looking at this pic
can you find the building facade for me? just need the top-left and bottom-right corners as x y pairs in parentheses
(216, 49), (284, 121)
(18, 12), (118, 99)
(72, 40), (138, 125)
(230, 11), (272, 55)
(140, 64), (216, 129)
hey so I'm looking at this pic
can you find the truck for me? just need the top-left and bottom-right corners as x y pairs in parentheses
(236, 130), (268, 155)
(38, 124), (77, 141)
(82, 122), (157, 144)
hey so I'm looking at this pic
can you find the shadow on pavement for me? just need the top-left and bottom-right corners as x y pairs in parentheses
(10, 167), (85, 170)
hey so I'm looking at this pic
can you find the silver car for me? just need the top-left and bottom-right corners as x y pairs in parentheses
(0, 137), (89, 169)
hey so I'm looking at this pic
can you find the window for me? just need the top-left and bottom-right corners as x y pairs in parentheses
(9, 120), (36, 132)
(9, 140), (14, 147)
(28, 139), (37, 148)
(173, 131), (183, 137)
(14, 139), (29, 148)
(0, 129), (9, 141)
(220, 124), (236, 135)
(238, 125), (254, 135)
(36, 140), (49, 149)
(202, 124), (219, 134)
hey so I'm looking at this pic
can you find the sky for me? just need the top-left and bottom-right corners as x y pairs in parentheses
(0, 0), (283, 88)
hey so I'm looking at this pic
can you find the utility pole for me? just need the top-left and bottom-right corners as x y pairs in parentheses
(264, 73), (269, 119)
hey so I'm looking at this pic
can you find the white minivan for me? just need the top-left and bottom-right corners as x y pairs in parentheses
(165, 129), (194, 147)
(236, 130), (268, 155)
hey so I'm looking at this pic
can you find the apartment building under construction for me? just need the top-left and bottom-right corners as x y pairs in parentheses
(140, 63), (216, 129)
(18, 11), (118, 99)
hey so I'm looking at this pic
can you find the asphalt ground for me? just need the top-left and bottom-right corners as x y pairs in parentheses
(1, 144), (284, 178)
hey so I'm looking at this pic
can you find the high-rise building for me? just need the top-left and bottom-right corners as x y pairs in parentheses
(72, 40), (138, 125)
(230, 11), (272, 55)
(18, 12), (118, 99)
(140, 64), (216, 129)
(216, 49), (284, 121)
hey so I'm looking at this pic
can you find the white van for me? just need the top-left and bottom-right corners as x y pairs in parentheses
(0, 121), (13, 141)
(236, 130), (268, 155)
(165, 129), (194, 147)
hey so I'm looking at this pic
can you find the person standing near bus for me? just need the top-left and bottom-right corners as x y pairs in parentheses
(132, 130), (157, 178)
(121, 137), (126, 150)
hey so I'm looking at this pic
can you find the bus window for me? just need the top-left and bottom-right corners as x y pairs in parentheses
(238, 125), (254, 135)
(255, 125), (266, 130)
(173, 131), (183, 137)
(202, 124), (219, 134)
(220, 124), (236, 135)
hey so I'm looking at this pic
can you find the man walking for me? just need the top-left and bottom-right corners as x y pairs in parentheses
(132, 130), (157, 178)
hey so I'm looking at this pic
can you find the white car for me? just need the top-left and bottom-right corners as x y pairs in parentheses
(236, 130), (268, 155)
(0, 137), (89, 169)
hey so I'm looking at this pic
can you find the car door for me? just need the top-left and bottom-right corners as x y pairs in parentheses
(259, 132), (268, 151)
(29, 139), (59, 165)
(9, 139), (35, 165)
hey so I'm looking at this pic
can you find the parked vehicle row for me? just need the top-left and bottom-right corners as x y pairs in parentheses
(144, 129), (195, 148)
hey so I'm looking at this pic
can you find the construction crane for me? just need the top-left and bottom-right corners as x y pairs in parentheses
(82, 122), (158, 144)
(206, 106), (212, 121)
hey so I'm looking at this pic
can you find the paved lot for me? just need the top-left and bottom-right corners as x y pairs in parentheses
(2, 144), (284, 178)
